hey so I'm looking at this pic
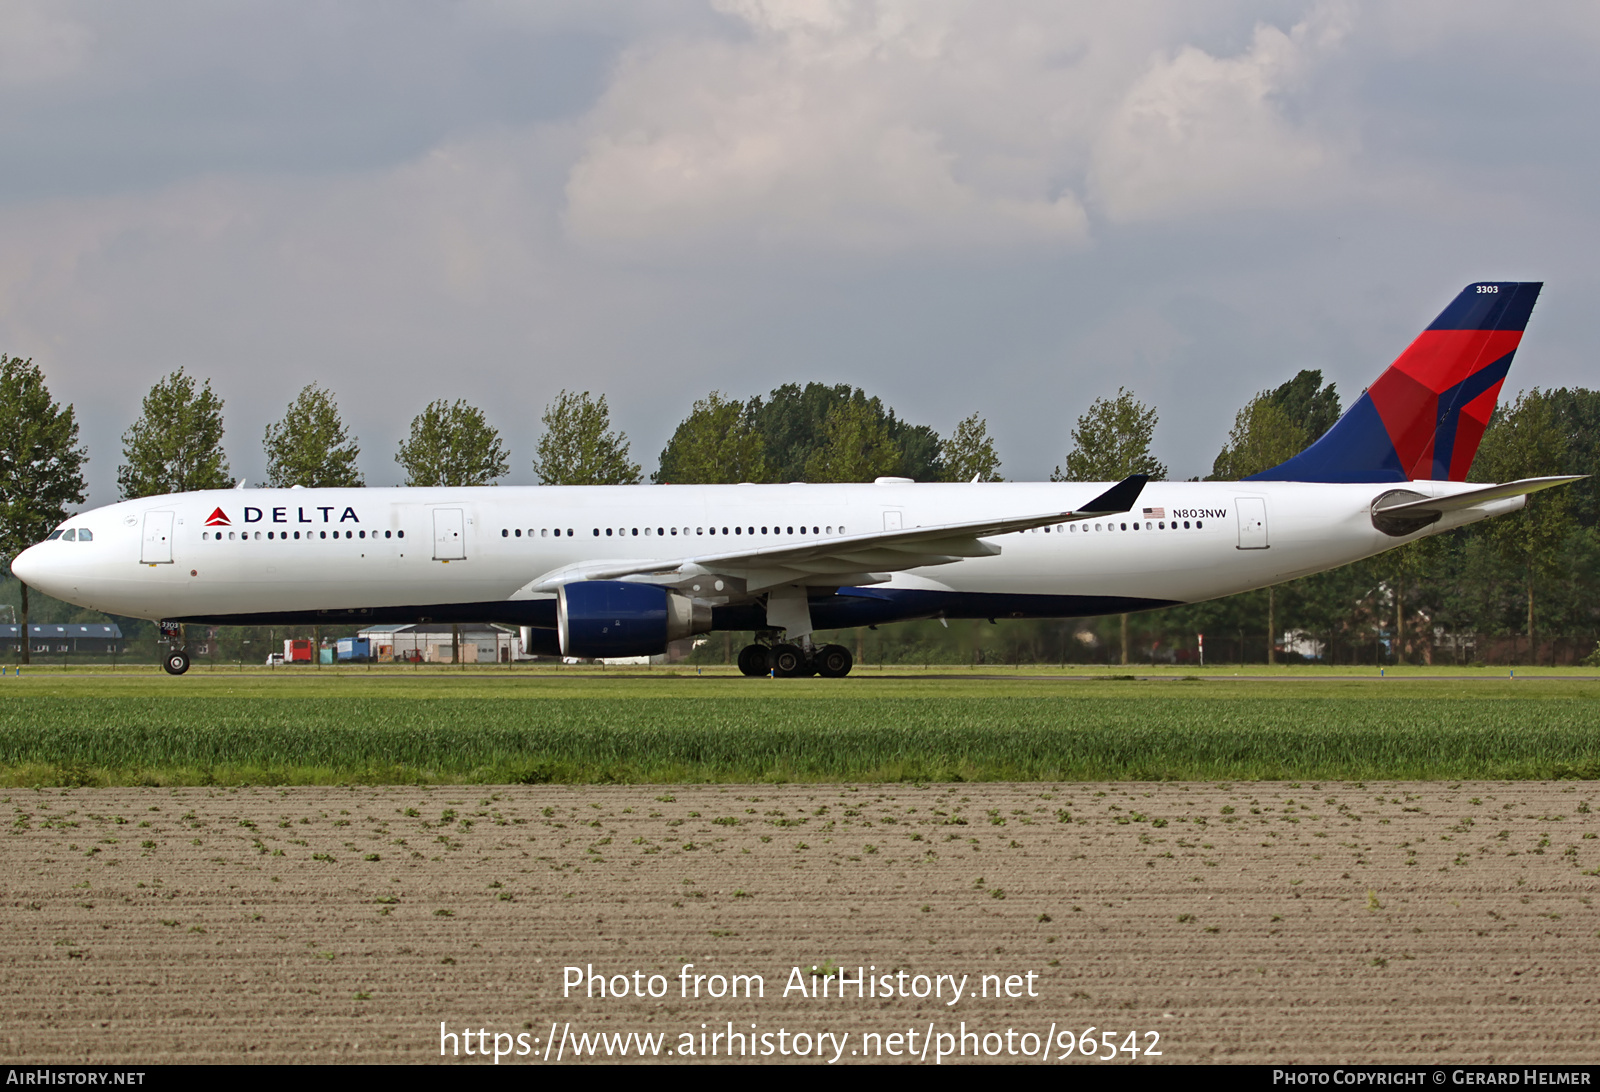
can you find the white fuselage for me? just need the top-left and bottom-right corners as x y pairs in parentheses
(13, 479), (1519, 625)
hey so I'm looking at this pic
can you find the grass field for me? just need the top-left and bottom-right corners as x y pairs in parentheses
(2, 667), (1598, 786)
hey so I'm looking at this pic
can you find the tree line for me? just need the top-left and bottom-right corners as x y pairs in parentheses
(2, 355), (1596, 665)
(67, 371), (1009, 494)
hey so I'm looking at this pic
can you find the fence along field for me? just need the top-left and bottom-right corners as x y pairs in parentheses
(2, 674), (1598, 786)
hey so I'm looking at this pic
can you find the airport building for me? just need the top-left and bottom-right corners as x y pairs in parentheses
(356, 623), (519, 664)
(1, 623), (126, 655)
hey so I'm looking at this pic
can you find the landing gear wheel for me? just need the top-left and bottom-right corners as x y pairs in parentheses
(736, 643), (769, 677)
(163, 649), (191, 676)
(769, 643), (807, 678)
(815, 643), (853, 678)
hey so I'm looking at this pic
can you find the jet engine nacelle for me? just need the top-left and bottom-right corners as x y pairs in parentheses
(556, 580), (712, 658)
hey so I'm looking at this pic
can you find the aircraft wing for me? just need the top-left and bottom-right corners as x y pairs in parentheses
(528, 475), (1149, 595)
(1372, 476), (1585, 517)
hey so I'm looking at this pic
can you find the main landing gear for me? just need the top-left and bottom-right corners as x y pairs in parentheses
(743, 587), (853, 677)
(736, 641), (854, 678)
(162, 648), (192, 676)
(736, 643), (770, 677)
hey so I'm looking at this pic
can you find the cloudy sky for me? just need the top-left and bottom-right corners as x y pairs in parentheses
(4, 0), (1597, 502)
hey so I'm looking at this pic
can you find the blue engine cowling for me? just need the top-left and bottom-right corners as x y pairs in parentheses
(557, 581), (711, 658)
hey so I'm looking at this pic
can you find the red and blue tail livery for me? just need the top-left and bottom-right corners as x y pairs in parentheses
(1249, 282), (1542, 483)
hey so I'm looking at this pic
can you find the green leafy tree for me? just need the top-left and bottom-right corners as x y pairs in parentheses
(753, 383), (943, 482)
(0, 356), (88, 664)
(888, 418), (944, 481)
(653, 392), (766, 484)
(1209, 395), (1307, 481)
(1266, 369), (1341, 442)
(118, 369), (231, 498)
(940, 413), (1002, 482)
(263, 383), (364, 488)
(396, 399), (509, 487)
(1371, 536), (1444, 665)
(803, 398), (903, 482)
(531, 390), (641, 485)
(1472, 389), (1573, 661)
(1052, 388), (1168, 482)
(1540, 387), (1600, 528)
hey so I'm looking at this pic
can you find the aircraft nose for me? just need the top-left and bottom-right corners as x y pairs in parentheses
(10, 542), (60, 594)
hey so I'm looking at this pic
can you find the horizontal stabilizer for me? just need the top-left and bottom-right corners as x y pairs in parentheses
(1373, 476), (1585, 518)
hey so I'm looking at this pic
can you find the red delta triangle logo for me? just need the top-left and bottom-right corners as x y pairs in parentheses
(204, 508), (230, 527)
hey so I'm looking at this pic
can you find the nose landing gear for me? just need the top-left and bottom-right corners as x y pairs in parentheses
(158, 620), (189, 676)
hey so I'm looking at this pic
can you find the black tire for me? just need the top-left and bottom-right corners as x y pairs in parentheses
(769, 643), (807, 678)
(163, 649), (191, 676)
(815, 643), (853, 678)
(736, 643), (769, 677)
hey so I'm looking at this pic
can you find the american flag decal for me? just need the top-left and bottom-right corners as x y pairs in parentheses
(1142, 507), (1165, 519)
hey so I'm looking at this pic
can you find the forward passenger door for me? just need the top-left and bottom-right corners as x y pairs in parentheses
(141, 512), (174, 564)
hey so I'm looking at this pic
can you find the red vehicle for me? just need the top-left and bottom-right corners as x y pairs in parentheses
(283, 639), (314, 664)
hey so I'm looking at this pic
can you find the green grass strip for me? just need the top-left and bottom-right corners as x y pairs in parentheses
(3, 695), (1598, 785)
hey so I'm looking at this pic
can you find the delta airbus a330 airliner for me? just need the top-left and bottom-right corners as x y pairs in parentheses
(12, 282), (1580, 677)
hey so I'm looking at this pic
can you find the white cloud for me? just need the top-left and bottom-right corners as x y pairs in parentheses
(563, 0), (1104, 254)
(1088, 4), (1352, 223)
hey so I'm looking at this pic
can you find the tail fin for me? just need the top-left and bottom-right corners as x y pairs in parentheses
(1248, 282), (1542, 483)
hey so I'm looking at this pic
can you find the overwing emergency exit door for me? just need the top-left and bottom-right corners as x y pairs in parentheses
(1235, 497), (1269, 549)
(433, 509), (466, 560)
(141, 511), (173, 563)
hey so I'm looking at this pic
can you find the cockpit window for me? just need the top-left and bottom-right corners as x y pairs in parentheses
(77, 529), (92, 541)
(60, 529), (76, 541)
(46, 530), (63, 541)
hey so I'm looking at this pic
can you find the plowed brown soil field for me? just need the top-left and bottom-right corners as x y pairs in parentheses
(3, 781), (1597, 1065)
